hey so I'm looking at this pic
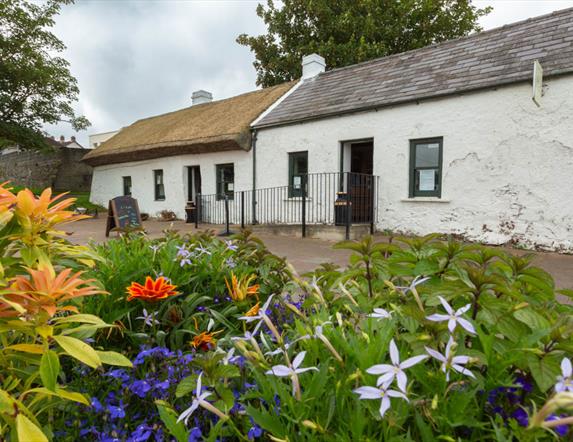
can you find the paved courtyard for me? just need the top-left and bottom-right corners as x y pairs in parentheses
(64, 218), (573, 290)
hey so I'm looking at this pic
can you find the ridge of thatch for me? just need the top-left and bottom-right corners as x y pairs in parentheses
(83, 82), (294, 166)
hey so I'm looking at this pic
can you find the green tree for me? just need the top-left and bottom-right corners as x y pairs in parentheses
(0, 0), (89, 150)
(237, 0), (492, 87)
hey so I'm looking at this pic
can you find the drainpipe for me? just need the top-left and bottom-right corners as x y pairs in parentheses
(251, 128), (258, 224)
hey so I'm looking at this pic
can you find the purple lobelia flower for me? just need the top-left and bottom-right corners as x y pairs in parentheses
(545, 414), (569, 437)
(248, 423), (263, 440)
(188, 427), (202, 442)
(512, 408), (529, 427)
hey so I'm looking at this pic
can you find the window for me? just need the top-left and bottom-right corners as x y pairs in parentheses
(288, 151), (308, 197)
(122, 176), (132, 196)
(409, 138), (443, 197)
(154, 170), (165, 200)
(216, 164), (234, 200)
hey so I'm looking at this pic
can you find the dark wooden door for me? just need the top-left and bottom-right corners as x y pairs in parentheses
(350, 142), (374, 223)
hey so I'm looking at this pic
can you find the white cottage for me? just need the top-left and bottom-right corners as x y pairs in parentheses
(251, 7), (573, 252)
(84, 83), (293, 219)
(86, 7), (573, 251)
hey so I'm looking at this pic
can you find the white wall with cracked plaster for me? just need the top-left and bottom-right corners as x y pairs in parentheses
(90, 150), (252, 220)
(255, 75), (573, 252)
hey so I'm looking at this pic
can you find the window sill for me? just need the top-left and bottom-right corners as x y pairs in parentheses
(401, 197), (450, 203)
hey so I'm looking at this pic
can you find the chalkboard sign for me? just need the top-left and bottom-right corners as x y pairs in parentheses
(106, 196), (144, 237)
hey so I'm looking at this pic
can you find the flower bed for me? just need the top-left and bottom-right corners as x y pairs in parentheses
(0, 185), (572, 441)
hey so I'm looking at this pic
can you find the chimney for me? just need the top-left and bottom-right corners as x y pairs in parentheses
(60, 135), (65, 142)
(192, 90), (213, 105)
(301, 53), (326, 80)
(71, 136), (76, 142)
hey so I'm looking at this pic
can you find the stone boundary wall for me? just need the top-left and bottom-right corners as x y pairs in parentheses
(0, 148), (92, 192)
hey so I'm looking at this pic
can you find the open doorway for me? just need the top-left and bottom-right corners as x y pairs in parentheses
(341, 140), (374, 223)
(187, 166), (202, 202)
(350, 141), (373, 175)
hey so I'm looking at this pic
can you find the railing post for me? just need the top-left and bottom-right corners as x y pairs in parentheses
(345, 173), (352, 240)
(301, 175), (307, 238)
(240, 191), (245, 230)
(370, 175), (375, 235)
(195, 193), (200, 228)
(224, 194), (230, 235)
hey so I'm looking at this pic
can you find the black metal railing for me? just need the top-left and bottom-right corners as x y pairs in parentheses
(195, 172), (379, 239)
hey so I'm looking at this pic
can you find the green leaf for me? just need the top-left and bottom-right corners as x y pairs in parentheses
(527, 354), (561, 392)
(39, 350), (59, 391)
(53, 314), (107, 325)
(53, 335), (101, 369)
(155, 400), (188, 442)
(16, 414), (47, 442)
(176, 375), (196, 398)
(513, 308), (550, 331)
(415, 412), (435, 442)
(413, 259), (440, 276)
(245, 405), (286, 437)
(26, 387), (89, 405)
(96, 351), (133, 367)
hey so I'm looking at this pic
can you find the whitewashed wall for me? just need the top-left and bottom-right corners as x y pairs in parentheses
(90, 150), (252, 220)
(255, 75), (573, 252)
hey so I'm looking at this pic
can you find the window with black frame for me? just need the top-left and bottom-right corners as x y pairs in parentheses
(153, 170), (165, 201)
(288, 151), (308, 197)
(409, 138), (443, 198)
(216, 164), (234, 200)
(122, 176), (132, 196)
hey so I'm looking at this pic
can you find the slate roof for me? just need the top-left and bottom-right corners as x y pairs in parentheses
(254, 7), (573, 128)
(83, 82), (293, 166)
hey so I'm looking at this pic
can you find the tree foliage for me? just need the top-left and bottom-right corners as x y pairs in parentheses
(237, 0), (492, 87)
(0, 0), (89, 150)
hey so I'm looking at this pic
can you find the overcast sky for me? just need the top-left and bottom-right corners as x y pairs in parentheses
(43, 0), (573, 146)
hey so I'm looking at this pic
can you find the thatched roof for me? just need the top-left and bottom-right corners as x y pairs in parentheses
(83, 82), (294, 166)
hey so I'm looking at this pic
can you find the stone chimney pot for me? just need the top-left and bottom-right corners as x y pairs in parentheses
(301, 53), (326, 80)
(192, 90), (213, 105)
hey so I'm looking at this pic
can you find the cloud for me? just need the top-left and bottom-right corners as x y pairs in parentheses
(43, 0), (573, 147)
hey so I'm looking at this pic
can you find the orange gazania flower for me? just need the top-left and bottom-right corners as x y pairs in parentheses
(191, 330), (221, 351)
(224, 273), (259, 302)
(126, 276), (178, 302)
(3, 265), (105, 318)
(244, 302), (260, 317)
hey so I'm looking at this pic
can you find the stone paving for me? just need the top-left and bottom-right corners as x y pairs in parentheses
(64, 218), (573, 290)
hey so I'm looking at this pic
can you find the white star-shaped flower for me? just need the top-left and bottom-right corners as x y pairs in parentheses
(353, 385), (408, 417)
(555, 357), (573, 393)
(366, 339), (428, 392)
(177, 373), (213, 424)
(266, 351), (318, 397)
(238, 295), (274, 323)
(426, 296), (476, 335)
(368, 308), (392, 320)
(395, 276), (430, 295)
(425, 336), (475, 382)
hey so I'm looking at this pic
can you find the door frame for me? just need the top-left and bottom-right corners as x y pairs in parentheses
(186, 166), (202, 202)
